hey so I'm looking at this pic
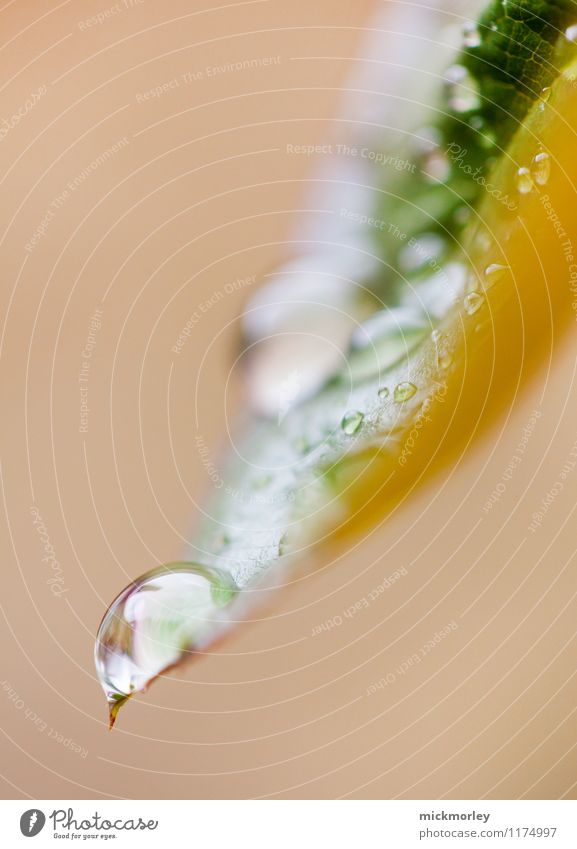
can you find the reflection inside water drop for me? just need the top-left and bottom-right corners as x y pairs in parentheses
(95, 563), (238, 725)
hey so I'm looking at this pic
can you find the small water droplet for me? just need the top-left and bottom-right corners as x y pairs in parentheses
(539, 86), (551, 112)
(469, 116), (497, 149)
(423, 150), (451, 182)
(95, 564), (239, 724)
(531, 151), (551, 186)
(463, 21), (481, 48)
(341, 410), (364, 435)
(412, 126), (442, 156)
(444, 64), (481, 113)
(431, 330), (452, 368)
(454, 205), (472, 225)
(516, 166), (534, 194)
(565, 24), (577, 43)
(475, 229), (492, 252)
(490, 22), (498, 32)
(378, 387), (389, 400)
(484, 263), (508, 286)
(463, 291), (485, 315)
(394, 382), (417, 403)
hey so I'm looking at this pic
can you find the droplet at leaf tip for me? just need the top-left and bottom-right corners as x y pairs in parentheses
(107, 695), (129, 730)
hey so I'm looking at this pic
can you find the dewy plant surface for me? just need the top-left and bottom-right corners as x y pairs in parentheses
(95, 0), (577, 728)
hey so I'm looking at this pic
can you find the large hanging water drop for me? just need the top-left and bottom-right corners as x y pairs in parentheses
(95, 563), (238, 727)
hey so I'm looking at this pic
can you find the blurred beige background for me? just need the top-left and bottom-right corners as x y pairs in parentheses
(1, 0), (577, 800)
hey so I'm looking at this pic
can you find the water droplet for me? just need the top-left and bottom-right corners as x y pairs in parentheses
(341, 410), (364, 435)
(539, 86), (551, 111)
(469, 115), (496, 149)
(412, 126), (443, 156)
(463, 21), (481, 48)
(454, 205), (472, 225)
(531, 152), (551, 186)
(423, 150), (451, 182)
(444, 64), (481, 113)
(565, 24), (577, 43)
(463, 291), (485, 315)
(394, 382), (417, 403)
(490, 22), (498, 32)
(431, 330), (452, 368)
(516, 166), (534, 194)
(378, 387), (389, 399)
(474, 229), (492, 252)
(422, 396), (433, 413)
(484, 263), (508, 286)
(95, 564), (238, 726)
